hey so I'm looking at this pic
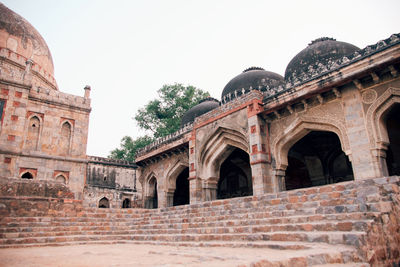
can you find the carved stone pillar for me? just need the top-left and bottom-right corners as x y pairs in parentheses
(202, 178), (218, 201)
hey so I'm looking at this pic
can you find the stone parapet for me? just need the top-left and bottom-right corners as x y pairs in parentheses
(28, 86), (91, 113)
(88, 156), (137, 168)
(0, 47), (57, 90)
(136, 124), (193, 159)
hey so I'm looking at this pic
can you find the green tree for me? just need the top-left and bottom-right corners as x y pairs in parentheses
(109, 136), (153, 162)
(135, 83), (209, 138)
(109, 83), (209, 161)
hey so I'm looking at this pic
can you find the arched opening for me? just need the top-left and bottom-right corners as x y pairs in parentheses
(98, 197), (110, 208)
(385, 104), (400, 175)
(285, 131), (354, 190)
(145, 177), (158, 209)
(122, 198), (131, 208)
(55, 175), (66, 184)
(21, 172), (33, 179)
(217, 148), (252, 199)
(26, 116), (40, 150)
(60, 121), (71, 155)
(173, 167), (189, 206)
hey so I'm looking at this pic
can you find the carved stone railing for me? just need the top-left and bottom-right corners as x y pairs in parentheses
(88, 155), (137, 168)
(135, 123), (193, 158)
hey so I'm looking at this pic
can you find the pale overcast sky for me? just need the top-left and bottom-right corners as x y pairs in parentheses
(3, 0), (400, 157)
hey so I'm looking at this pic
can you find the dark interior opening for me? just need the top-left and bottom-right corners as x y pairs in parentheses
(285, 131), (354, 190)
(122, 198), (131, 208)
(217, 148), (252, 199)
(173, 168), (190, 206)
(99, 197), (110, 208)
(385, 104), (400, 175)
(21, 172), (33, 179)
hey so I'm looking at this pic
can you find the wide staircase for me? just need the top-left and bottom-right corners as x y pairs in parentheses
(1, 176), (399, 267)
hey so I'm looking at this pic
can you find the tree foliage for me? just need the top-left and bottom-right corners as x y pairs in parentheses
(109, 83), (209, 161)
(135, 83), (209, 138)
(109, 136), (153, 162)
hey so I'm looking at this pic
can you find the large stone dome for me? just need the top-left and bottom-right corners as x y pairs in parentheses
(181, 97), (220, 126)
(0, 3), (55, 81)
(222, 67), (284, 101)
(284, 37), (359, 81)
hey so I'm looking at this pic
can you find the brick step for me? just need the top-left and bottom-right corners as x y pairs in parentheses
(0, 231), (366, 246)
(0, 211), (376, 232)
(0, 191), (376, 221)
(0, 202), (381, 228)
(0, 219), (373, 239)
(0, 211), (378, 234)
(0, 211), (378, 233)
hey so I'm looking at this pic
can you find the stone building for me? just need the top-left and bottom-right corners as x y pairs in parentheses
(136, 35), (400, 209)
(0, 3), (140, 208)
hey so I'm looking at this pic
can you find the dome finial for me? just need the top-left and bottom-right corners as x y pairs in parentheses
(309, 37), (336, 46)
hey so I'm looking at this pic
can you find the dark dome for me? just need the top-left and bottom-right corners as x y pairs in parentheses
(285, 37), (360, 81)
(222, 67), (284, 100)
(181, 97), (220, 126)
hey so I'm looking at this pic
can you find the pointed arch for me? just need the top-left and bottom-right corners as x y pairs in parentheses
(166, 160), (189, 192)
(25, 114), (43, 151)
(21, 171), (34, 179)
(366, 87), (400, 149)
(98, 197), (109, 208)
(55, 174), (67, 184)
(60, 120), (73, 155)
(198, 126), (249, 180)
(273, 117), (350, 171)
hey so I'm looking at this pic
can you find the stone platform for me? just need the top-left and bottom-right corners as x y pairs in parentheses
(1, 176), (400, 266)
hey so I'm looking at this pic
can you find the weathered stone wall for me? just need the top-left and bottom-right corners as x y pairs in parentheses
(0, 55), (91, 198)
(83, 186), (141, 209)
(85, 157), (141, 208)
(138, 151), (189, 208)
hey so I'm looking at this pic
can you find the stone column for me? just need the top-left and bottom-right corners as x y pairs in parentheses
(166, 190), (174, 207)
(248, 112), (274, 194)
(188, 135), (202, 203)
(202, 178), (218, 201)
(343, 88), (379, 179)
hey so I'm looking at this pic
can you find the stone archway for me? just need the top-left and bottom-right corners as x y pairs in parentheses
(99, 197), (109, 208)
(197, 127), (250, 201)
(366, 87), (400, 176)
(383, 104), (400, 175)
(284, 131), (354, 191)
(273, 117), (351, 190)
(217, 147), (252, 199)
(165, 161), (189, 207)
(144, 175), (158, 209)
(173, 168), (190, 206)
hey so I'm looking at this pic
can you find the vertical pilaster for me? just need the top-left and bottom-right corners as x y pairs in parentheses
(343, 88), (378, 179)
(247, 100), (274, 194)
(188, 133), (202, 204)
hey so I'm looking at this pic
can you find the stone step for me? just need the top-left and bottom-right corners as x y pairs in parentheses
(0, 213), (379, 231)
(0, 207), (380, 230)
(0, 230), (366, 246)
(0, 219), (373, 239)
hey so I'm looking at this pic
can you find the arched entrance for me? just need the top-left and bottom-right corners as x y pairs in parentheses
(285, 131), (354, 190)
(385, 104), (400, 175)
(217, 148), (252, 199)
(173, 167), (189, 206)
(99, 197), (109, 208)
(122, 198), (131, 208)
(145, 177), (158, 209)
(21, 172), (33, 179)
